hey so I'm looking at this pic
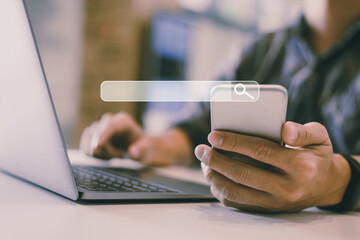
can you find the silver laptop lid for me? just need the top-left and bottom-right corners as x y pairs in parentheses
(0, 0), (78, 200)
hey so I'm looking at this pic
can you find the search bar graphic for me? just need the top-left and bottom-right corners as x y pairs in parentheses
(100, 80), (259, 102)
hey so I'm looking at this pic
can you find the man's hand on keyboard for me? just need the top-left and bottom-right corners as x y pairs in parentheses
(80, 112), (142, 159)
(80, 112), (193, 167)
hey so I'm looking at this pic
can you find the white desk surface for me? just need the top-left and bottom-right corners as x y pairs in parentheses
(0, 150), (359, 240)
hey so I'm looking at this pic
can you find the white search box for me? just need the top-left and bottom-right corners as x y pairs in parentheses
(100, 80), (259, 102)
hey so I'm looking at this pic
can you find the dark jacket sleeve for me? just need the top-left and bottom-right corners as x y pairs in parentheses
(175, 102), (211, 150)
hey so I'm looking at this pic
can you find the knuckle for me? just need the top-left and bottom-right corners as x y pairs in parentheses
(119, 112), (131, 121)
(295, 125), (309, 145)
(231, 165), (251, 183)
(316, 123), (330, 140)
(116, 116), (127, 124)
(205, 169), (216, 183)
(284, 189), (304, 203)
(113, 112), (130, 124)
(201, 163), (210, 179)
(252, 142), (272, 160)
(302, 128), (310, 143)
(310, 122), (325, 131)
(288, 190), (304, 203)
(277, 184), (305, 204)
(319, 125), (328, 136)
(206, 149), (215, 167)
(101, 112), (113, 119)
(121, 111), (130, 117)
(220, 183), (237, 201)
(296, 159), (318, 179)
(230, 135), (240, 152)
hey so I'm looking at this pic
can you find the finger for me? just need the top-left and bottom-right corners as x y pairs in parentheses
(98, 112), (142, 147)
(100, 112), (114, 122)
(195, 144), (285, 194)
(203, 167), (273, 208)
(97, 112), (126, 146)
(208, 131), (289, 170)
(93, 143), (125, 159)
(210, 186), (275, 213)
(80, 116), (111, 156)
(201, 162), (210, 183)
(128, 137), (149, 160)
(80, 113), (135, 159)
(282, 121), (331, 147)
(98, 113), (113, 131)
(202, 166), (257, 210)
(210, 186), (244, 209)
(128, 138), (167, 166)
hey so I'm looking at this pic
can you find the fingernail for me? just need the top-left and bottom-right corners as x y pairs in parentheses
(208, 133), (223, 146)
(129, 146), (140, 159)
(195, 146), (207, 161)
(289, 124), (298, 143)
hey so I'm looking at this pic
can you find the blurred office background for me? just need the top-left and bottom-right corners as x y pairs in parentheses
(24, 0), (302, 148)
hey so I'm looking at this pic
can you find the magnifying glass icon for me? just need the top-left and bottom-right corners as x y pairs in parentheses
(234, 83), (255, 100)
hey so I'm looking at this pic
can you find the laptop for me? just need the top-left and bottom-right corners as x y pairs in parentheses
(0, 0), (215, 202)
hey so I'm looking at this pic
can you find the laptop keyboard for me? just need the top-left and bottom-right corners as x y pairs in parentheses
(72, 166), (179, 193)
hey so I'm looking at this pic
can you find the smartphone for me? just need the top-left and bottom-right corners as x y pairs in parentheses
(210, 84), (288, 144)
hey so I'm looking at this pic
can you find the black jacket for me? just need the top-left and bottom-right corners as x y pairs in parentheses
(176, 16), (360, 155)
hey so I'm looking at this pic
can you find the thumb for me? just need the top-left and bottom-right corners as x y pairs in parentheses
(128, 137), (150, 160)
(282, 121), (331, 147)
